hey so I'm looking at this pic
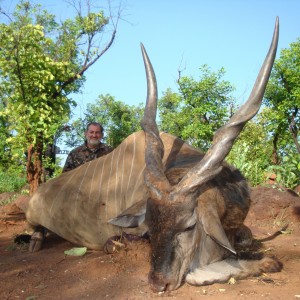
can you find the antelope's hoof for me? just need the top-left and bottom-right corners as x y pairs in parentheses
(29, 232), (44, 252)
(260, 256), (283, 273)
(103, 233), (148, 254)
(103, 236), (125, 254)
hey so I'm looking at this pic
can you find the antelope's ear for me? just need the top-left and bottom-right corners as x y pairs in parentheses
(108, 199), (147, 228)
(200, 203), (237, 255)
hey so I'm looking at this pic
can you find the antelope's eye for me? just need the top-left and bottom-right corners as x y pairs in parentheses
(183, 223), (196, 232)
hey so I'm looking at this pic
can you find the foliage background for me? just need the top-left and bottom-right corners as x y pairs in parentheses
(0, 1), (299, 191)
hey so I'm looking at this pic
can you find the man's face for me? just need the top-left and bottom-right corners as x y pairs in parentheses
(85, 124), (103, 147)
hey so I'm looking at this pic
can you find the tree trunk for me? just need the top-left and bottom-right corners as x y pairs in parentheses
(272, 132), (279, 165)
(26, 143), (43, 196)
(289, 112), (300, 155)
(290, 127), (300, 154)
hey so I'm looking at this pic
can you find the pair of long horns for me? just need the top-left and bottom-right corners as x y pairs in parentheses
(141, 18), (279, 202)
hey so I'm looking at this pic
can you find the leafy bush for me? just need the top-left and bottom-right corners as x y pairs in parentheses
(0, 171), (27, 193)
(267, 153), (300, 189)
(226, 142), (266, 186)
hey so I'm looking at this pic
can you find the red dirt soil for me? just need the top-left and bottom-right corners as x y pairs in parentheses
(1, 186), (300, 300)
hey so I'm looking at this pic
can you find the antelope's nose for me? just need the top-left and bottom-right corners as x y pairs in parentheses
(148, 271), (174, 292)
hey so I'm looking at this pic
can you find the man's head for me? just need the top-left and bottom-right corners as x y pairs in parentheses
(85, 122), (104, 148)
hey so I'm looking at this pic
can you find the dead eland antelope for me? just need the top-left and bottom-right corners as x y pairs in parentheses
(25, 18), (281, 292)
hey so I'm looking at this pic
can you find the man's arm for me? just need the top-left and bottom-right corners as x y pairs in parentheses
(62, 152), (75, 173)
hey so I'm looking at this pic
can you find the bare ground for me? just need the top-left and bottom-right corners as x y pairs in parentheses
(1, 186), (300, 300)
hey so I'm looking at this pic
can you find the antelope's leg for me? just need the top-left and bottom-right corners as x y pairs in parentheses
(29, 225), (47, 252)
(104, 232), (149, 254)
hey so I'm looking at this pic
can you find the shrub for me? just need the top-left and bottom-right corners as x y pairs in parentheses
(0, 171), (27, 193)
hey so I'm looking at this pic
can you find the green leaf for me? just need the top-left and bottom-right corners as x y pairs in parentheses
(64, 247), (87, 256)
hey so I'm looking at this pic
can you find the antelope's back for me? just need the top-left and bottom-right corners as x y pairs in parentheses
(26, 131), (202, 249)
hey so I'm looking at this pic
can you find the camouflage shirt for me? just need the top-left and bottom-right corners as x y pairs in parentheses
(62, 142), (113, 173)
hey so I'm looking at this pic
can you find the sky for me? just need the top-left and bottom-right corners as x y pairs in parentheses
(3, 0), (300, 114)
(2, 0), (300, 161)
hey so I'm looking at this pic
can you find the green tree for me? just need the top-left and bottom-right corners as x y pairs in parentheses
(159, 65), (235, 151)
(158, 88), (183, 137)
(261, 38), (300, 188)
(264, 38), (300, 164)
(0, 98), (11, 171)
(226, 113), (274, 186)
(65, 94), (144, 149)
(227, 106), (299, 188)
(0, 1), (118, 194)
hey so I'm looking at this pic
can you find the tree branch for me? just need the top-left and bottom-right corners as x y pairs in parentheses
(54, 28), (116, 98)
